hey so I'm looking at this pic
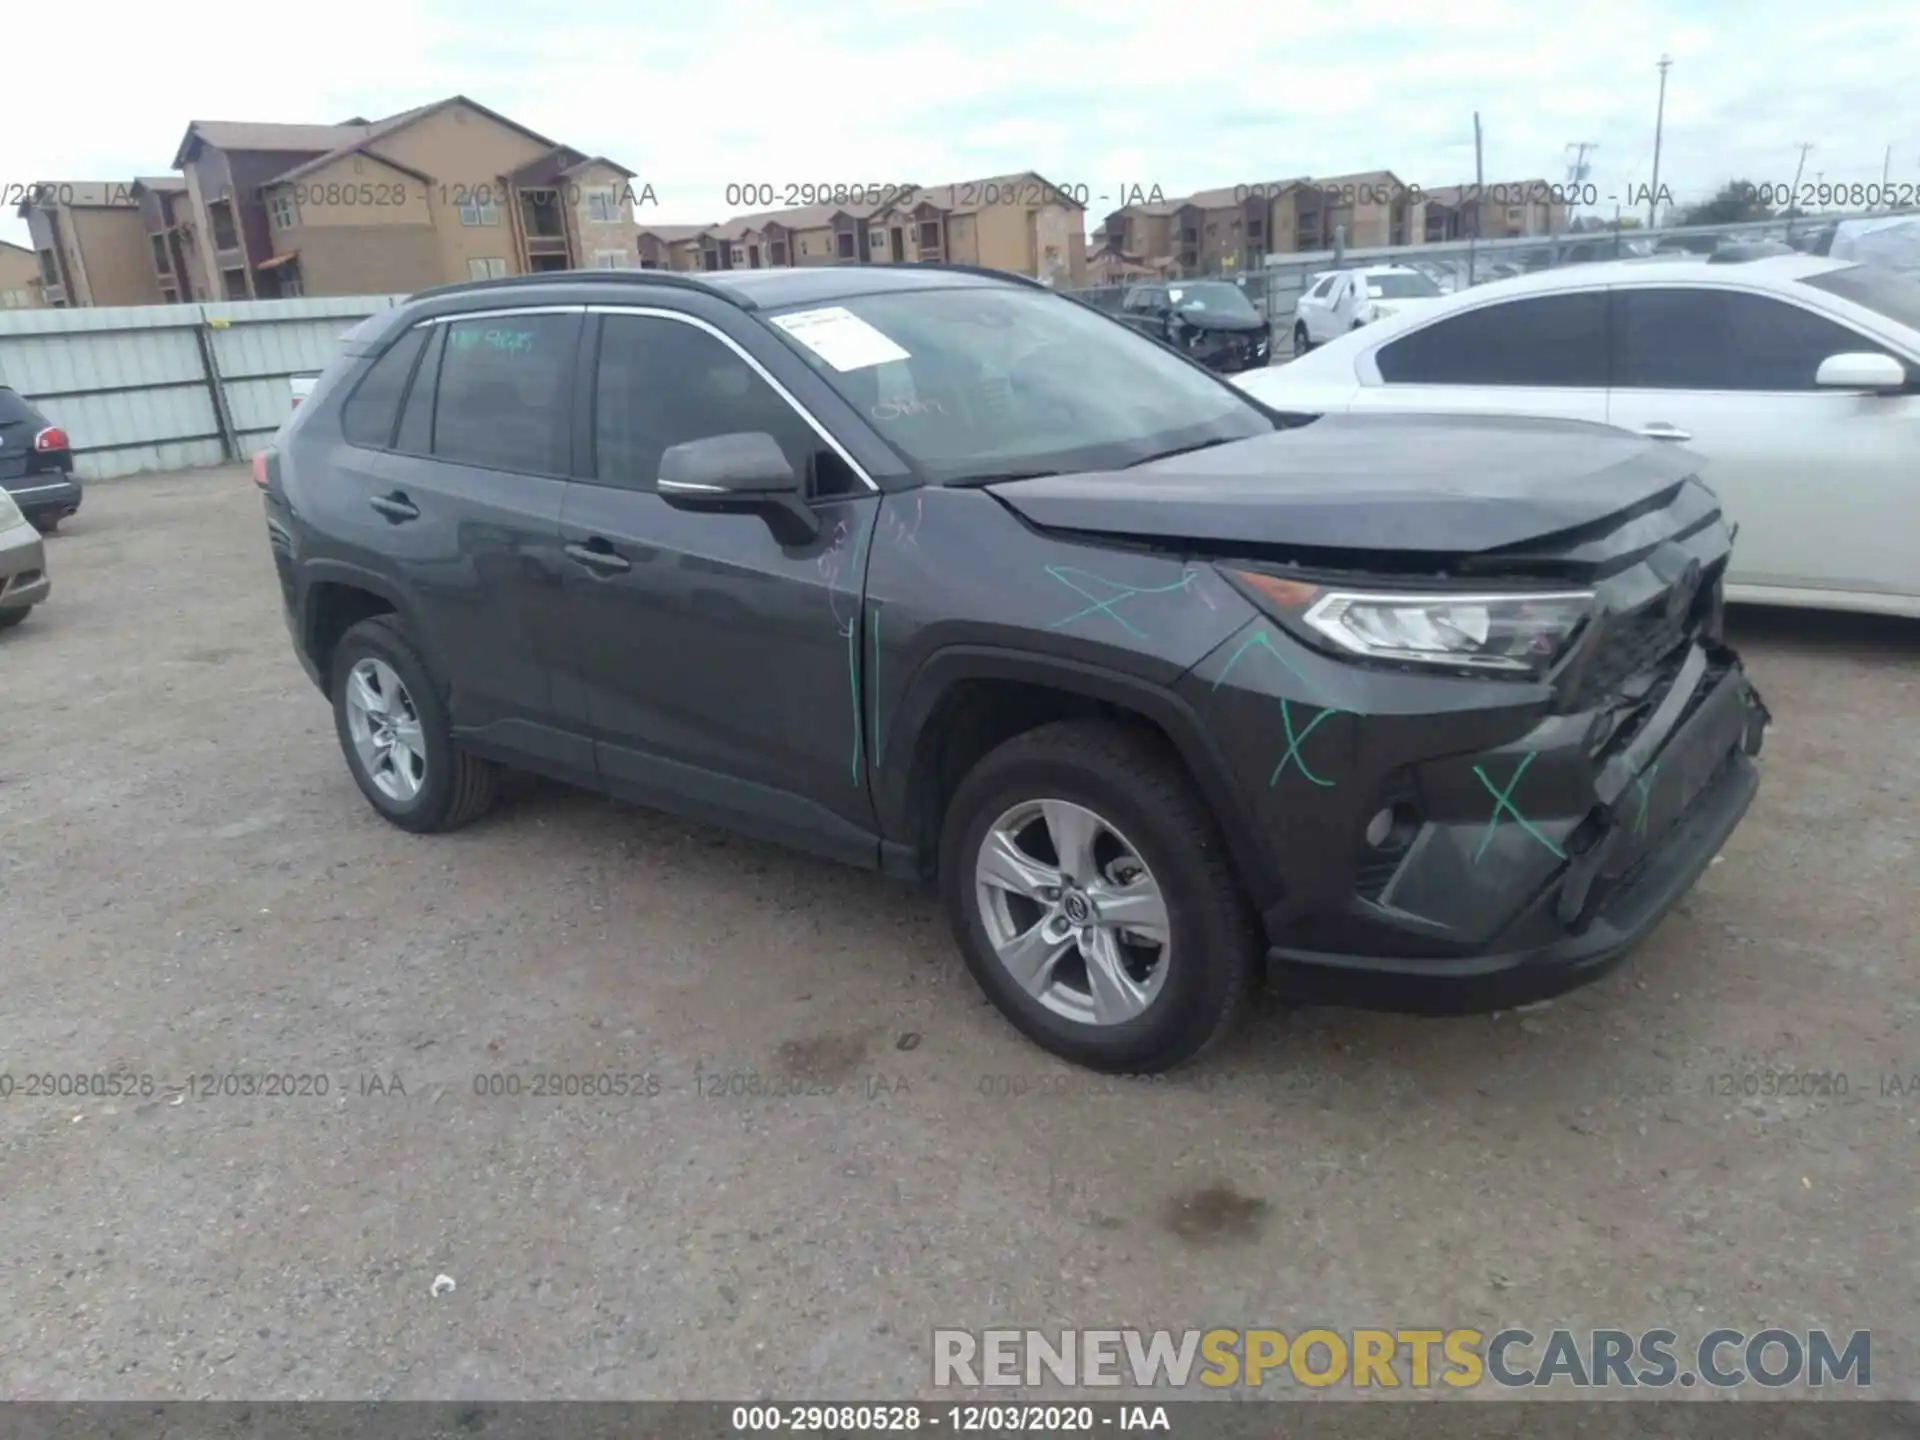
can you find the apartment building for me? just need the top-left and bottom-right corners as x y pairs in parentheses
(15, 182), (165, 307)
(0, 239), (46, 308)
(638, 171), (1088, 285)
(165, 96), (639, 301)
(1417, 181), (1565, 241)
(128, 177), (201, 302)
(1101, 167), (1558, 274)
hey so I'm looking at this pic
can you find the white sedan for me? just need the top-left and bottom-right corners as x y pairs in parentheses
(1290, 265), (1445, 356)
(1237, 254), (1920, 618)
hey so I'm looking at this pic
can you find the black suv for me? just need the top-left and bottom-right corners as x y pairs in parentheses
(1116, 280), (1272, 372)
(0, 386), (82, 531)
(259, 264), (1768, 1072)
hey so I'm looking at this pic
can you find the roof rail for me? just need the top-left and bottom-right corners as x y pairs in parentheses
(408, 268), (755, 308)
(887, 261), (1051, 290)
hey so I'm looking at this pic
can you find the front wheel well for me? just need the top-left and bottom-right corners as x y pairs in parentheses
(304, 582), (397, 695)
(905, 679), (1196, 881)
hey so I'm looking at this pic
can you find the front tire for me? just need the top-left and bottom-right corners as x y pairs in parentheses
(939, 719), (1260, 1072)
(1293, 322), (1311, 357)
(329, 615), (497, 833)
(0, 607), (29, 630)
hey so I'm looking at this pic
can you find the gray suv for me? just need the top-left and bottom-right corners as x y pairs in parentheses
(258, 264), (1768, 1071)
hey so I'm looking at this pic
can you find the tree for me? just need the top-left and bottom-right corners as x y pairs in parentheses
(1680, 181), (1775, 226)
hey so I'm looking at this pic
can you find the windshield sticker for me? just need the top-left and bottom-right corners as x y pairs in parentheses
(871, 397), (948, 421)
(772, 306), (911, 372)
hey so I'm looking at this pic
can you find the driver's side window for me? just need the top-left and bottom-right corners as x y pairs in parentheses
(1609, 287), (1904, 392)
(592, 314), (859, 497)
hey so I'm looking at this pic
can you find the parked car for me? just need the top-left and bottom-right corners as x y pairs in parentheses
(0, 386), (82, 532)
(1116, 280), (1272, 372)
(1235, 254), (1920, 618)
(291, 373), (321, 411)
(258, 264), (1768, 1071)
(0, 483), (50, 629)
(1291, 265), (1444, 355)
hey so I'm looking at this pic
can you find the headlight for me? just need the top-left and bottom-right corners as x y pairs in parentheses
(1302, 589), (1594, 674)
(0, 488), (22, 529)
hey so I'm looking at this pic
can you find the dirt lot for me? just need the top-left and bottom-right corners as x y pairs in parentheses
(1, 465), (1915, 1401)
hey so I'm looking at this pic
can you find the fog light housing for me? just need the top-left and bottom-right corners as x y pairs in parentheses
(1364, 804), (1419, 851)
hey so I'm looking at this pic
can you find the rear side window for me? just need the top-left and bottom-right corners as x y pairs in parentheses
(0, 387), (44, 426)
(393, 325), (445, 454)
(430, 313), (579, 474)
(1377, 292), (1608, 387)
(341, 326), (429, 449)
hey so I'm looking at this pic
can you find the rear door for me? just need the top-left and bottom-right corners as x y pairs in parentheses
(312, 307), (589, 777)
(1605, 284), (1920, 600)
(1348, 290), (1611, 425)
(552, 305), (883, 864)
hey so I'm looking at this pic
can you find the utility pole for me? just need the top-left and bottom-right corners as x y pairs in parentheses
(1883, 145), (1894, 208)
(1785, 142), (1813, 237)
(1566, 141), (1598, 224)
(1468, 111), (1484, 287)
(1648, 55), (1672, 229)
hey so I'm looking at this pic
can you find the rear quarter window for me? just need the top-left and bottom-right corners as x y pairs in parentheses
(341, 327), (430, 449)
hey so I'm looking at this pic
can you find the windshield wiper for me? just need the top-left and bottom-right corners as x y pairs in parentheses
(1122, 436), (1241, 468)
(944, 469), (1065, 488)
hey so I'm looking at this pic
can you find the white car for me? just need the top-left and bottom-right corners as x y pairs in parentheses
(1236, 254), (1920, 618)
(1290, 265), (1444, 356)
(290, 373), (320, 411)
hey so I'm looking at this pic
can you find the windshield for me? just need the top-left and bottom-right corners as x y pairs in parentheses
(1367, 273), (1442, 299)
(1167, 282), (1259, 318)
(763, 286), (1276, 484)
(1800, 264), (1920, 333)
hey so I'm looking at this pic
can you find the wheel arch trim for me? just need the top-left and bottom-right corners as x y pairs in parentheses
(881, 644), (1280, 909)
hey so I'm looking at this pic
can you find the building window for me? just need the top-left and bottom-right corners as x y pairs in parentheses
(730, 246), (745, 265)
(269, 194), (295, 230)
(151, 234), (173, 275)
(586, 189), (619, 222)
(1507, 206), (1524, 223)
(458, 197), (501, 226)
(280, 264), (305, 298)
(594, 250), (629, 269)
(223, 268), (248, 300)
(467, 258), (509, 280)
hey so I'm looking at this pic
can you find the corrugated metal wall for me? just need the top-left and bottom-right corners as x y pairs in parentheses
(0, 295), (407, 478)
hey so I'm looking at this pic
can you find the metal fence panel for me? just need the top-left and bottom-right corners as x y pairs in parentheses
(1069, 208), (1915, 323)
(0, 293), (407, 478)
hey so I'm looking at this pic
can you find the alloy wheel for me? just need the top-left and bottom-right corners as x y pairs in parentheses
(344, 657), (427, 803)
(973, 798), (1172, 1026)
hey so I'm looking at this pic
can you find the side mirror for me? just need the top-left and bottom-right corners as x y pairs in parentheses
(1814, 352), (1909, 393)
(658, 431), (820, 544)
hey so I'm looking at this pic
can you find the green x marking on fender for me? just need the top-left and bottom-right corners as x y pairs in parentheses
(1269, 699), (1345, 788)
(1046, 565), (1197, 640)
(1472, 752), (1567, 863)
(1631, 760), (1662, 836)
(1212, 628), (1352, 789)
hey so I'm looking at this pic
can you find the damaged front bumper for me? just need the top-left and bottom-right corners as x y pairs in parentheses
(1189, 620), (1771, 1014)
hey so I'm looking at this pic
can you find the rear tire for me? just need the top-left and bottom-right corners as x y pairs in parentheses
(0, 607), (28, 630)
(1293, 322), (1311, 357)
(939, 718), (1260, 1073)
(329, 615), (497, 833)
(33, 515), (58, 534)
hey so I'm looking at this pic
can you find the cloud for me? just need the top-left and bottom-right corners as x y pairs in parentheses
(3, 0), (1916, 248)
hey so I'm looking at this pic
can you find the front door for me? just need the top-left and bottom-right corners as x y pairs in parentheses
(554, 309), (882, 864)
(890, 227), (906, 262)
(1605, 284), (1920, 601)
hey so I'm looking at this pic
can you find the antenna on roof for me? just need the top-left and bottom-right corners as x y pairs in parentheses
(339, 116), (371, 125)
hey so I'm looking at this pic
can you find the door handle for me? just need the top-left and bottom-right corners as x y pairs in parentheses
(564, 540), (632, 575)
(1637, 423), (1693, 442)
(368, 492), (419, 521)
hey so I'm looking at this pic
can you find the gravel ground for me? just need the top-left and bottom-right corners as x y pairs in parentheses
(1, 466), (1915, 1402)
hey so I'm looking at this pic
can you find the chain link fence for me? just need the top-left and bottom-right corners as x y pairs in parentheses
(1067, 207), (1915, 323)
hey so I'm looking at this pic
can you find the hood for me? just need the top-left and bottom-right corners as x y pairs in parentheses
(1171, 307), (1268, 334)
(985, 412), (1702, 556)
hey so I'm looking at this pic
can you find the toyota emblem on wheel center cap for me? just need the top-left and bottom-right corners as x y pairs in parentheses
(1062, 892), (1092, 924)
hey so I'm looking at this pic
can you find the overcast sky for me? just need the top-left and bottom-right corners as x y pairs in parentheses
(4, 0), (1917, 248)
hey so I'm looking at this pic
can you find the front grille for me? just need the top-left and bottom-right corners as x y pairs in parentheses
(1569, 566), (1722, 712)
